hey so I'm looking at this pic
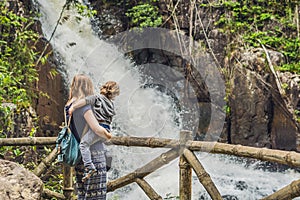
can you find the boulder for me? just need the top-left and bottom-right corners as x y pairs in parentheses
(0, 159), (43, 200)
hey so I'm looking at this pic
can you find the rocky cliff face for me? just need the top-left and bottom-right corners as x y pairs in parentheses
(32, 21), (66, 137)
(227, 48), (298, 150)
(5, 0), (66, 138)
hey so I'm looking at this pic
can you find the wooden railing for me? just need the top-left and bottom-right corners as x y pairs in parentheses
(1, 131), (300, 199)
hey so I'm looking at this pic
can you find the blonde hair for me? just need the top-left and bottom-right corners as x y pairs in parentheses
(100, 81), (120, 100)
(68, 74), (94, 101)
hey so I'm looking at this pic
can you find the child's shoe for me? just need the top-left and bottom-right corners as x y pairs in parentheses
(82, 168), (97, 182)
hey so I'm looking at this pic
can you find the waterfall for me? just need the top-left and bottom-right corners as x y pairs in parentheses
(35, 0), (300, 199)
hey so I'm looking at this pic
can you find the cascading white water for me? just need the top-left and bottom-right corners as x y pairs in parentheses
(35, 0), (300, 199)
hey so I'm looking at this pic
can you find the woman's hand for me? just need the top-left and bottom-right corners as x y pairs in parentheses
(105, 131), (112, 140)
(69, 105), (74, 116)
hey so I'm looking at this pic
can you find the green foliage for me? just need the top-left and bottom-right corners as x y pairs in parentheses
(74, 2), (97, 18)
(126, 3), (162, 28)
(45, 172), (64, 194)
(277, 62), (300, 74)
(65, 0), (97, 20)
(13, 148), (24, 157)
(295, 110), (300, 123)
(210, 0), (300, 74)
(0, 1), (40, 133)
(108, 194), (121, 200)
(164, 193), (180, 199)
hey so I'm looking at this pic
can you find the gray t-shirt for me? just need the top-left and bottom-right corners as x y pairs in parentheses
(72, 104), (90, 137)
(73, 104), (104, 151)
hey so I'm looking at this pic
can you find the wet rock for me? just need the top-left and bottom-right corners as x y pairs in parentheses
(235, 180), (248, 191)
(222, 195), (239, 200)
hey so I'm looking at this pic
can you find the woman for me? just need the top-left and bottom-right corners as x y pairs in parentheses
(65, 74), (111, 200)
(69, 81), (120, 182)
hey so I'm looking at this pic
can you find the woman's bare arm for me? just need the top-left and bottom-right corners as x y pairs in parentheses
(69, 98), (87, 115)
(84, 110), (112, 139)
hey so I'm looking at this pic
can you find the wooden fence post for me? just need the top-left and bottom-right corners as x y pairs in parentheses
(179, 130), (193, 200)
(183, 148), (222, 200)
(63, 165), (73, 200)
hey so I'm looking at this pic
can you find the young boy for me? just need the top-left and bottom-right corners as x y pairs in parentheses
(69, 81), (120, 182)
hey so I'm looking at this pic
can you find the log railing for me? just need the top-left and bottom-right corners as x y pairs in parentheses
(1, 131), (300, 199)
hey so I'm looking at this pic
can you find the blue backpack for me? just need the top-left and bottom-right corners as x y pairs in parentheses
(56, 107), (81, 166)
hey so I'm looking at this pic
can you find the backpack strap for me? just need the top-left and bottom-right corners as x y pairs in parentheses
(64, 108), (72, 128)
(65, 103), (89, 140)
(64, 104), (81, 142)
